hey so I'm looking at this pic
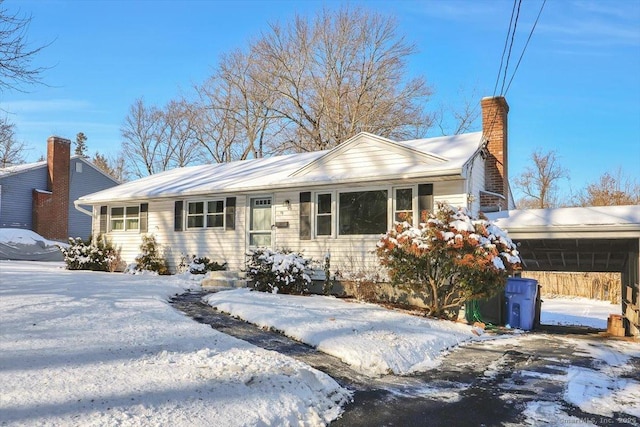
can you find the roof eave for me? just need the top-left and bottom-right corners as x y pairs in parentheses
(77, 168), (466, 205)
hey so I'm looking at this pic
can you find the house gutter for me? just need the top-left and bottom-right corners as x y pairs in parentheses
(73, 200), (93, 216)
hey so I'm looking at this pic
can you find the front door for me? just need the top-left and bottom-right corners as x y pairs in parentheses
(249, 197), (273, 248)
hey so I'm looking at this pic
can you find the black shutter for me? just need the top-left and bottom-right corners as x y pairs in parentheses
(225, 197), (236, 230)
(418, 184), (434, 222)
(99, 206), (108, 234)
(300, 192), (311, 240)
(174, 201), (183, 231)
(139, 203), (149, 233)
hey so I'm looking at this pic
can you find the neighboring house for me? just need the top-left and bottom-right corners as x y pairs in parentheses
(77, 96), (513, 272)
(0, 136), (120, 241)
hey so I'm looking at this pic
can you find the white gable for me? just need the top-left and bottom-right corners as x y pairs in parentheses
(291, 132), (447, 180)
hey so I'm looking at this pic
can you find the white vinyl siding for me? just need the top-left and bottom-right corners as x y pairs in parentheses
(95, 176), (472, 273)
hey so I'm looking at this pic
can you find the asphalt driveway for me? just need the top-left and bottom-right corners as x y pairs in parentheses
(170, 291), (640, 427)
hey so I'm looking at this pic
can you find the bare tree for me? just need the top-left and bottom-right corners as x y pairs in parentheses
(158, 99), (202, 167)
(93, 151), (127, 182)
(245, 6), (433, 152)
(0, 115), (26, 167)
(121, 98), (205, 177)
(573, 169), (640, 207)
(120, 98), (166, 178)
(514, 149), (569, 209)
(433, 86), (481, 136)
(0, 1), (49, 92)
(194, 48), (282, 162)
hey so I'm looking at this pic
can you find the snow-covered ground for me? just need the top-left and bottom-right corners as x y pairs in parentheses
(204, 289), (640, 424)
(541, 295), (620, 329)
(204, 289), (487, 377)
(0, 261), (350, 427)
(2, 261), (638, 426)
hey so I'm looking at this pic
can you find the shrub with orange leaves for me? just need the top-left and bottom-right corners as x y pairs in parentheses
(376, 202), (521, 319)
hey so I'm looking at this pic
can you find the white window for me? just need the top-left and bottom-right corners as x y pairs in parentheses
(315, 193), (332, 236)
(110, 206), (139, 231)
(187, 200), (225, 229)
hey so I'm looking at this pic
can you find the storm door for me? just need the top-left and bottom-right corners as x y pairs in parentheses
(249, 197), (273, 247)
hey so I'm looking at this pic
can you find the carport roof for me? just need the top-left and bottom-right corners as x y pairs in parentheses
(487, 205), (640, 272)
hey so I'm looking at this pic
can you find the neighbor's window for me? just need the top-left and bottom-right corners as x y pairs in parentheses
(187, 200), (224, 229)
(339, 190), (388, 235)
(394, 188), (413, 224)
(316, 193), (332, 236)
(110, 206), (139, 231)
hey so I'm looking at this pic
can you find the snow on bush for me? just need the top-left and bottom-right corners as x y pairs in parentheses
(246, 248), (311, 295)
(61, 236), (121, 272)
(133, 234), (170, 275)
(188, 256), (227, 275)
(376, 202), (521, 319)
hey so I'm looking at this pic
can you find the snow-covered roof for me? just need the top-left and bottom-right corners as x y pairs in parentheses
(0, 160), (47, 177)
(0, 156), (119, 183)
(487, 205), (640, 232)
(78, 131), (484, 204)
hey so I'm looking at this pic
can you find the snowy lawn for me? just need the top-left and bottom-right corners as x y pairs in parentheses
(0, 261), (351, 427)
(541, 295), (620, 329)
(204, 288), (486, 377)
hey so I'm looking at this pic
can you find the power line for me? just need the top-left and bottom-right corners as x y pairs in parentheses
(493, 0), (519, 97)
(505, 0), (547, 95)
(500, 0), (523, 95)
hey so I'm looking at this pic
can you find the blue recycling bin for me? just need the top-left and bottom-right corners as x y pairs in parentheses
(505, 278), (538, 330)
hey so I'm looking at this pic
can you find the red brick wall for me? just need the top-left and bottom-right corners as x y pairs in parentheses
(32, 137), (70, 240)
(481, 96), (509, 210)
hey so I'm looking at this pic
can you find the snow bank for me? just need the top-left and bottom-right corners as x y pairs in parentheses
(204, 288), (485, 377)
(0, 228), (64, 261)
(0, 261), (350, 426)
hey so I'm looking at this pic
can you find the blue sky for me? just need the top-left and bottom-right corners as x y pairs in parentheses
(1, 0), (639, 200)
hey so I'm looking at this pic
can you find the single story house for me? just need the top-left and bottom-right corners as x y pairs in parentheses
(76, 96), (513, 273)
(0, 137), (120, 241)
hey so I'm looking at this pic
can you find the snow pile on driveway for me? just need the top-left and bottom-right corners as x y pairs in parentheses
(0, 261), (351, 427)
(204, 288), (486, 377)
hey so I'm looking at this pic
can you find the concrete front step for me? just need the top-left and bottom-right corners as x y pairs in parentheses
(201, 270), (247, 288)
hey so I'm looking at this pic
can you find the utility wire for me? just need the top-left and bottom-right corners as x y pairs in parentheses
(492, 0), (519, 97)
(500, 0), (523, 95)
(505, 0), (547, 95)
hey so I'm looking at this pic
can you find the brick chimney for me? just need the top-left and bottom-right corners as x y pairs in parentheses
(480, 96), (509, 211)
(32, 136), (71, 240)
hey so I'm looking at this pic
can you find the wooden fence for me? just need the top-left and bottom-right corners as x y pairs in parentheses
(521, 271), (621, 303)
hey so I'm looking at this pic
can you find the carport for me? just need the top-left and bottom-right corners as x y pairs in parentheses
(488, 205), (640, 337)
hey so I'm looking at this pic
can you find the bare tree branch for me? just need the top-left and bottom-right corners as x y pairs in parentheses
(514, 148), (569, 209)
(0, 1), (51, 92)
(0, 114), (27, 167)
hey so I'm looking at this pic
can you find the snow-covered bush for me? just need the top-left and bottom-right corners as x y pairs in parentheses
(246, 248), (311, 295)
(61, 236), (121, 272)
(188, 256), (227, 275)
(376, 202), (521, 319)
(134, 235), (170, 275)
